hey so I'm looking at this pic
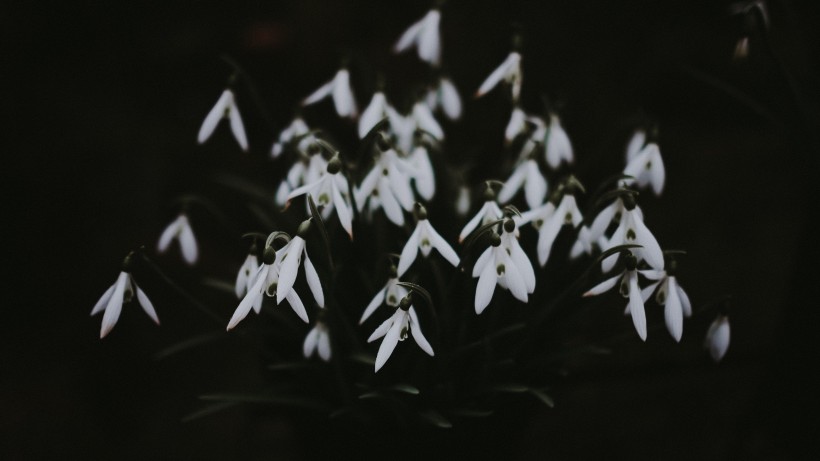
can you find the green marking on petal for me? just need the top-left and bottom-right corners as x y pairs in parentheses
(626, 228), (636, 241)
(496, 264), (505, 276)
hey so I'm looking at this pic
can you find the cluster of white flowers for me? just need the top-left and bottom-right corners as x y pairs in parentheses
(91, 5), (731, 370)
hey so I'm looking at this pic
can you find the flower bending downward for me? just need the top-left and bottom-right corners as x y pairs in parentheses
(157, 214), (198, 265)
(583, 252), (648, 341)
(473, 221), (533, 314)
(393, 8), (442, 66)
(91, 257), (159, 339)
(368, 296), (434, 372)
(398, 205), (460, 276)
(303, 321), (331, 361)
(302, 68), (357, 118)
(705, 314), (730, 362)
(624, 130), (665, 196)
(198, 89), (248, 152)
(475, 51), (522, 102)
(640, 267), (691, 342)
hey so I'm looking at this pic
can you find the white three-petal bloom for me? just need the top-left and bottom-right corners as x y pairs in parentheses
(497, 159), (547, 208)
(393, 8), (442, 66)
(157, 214), (198, 265)
(368, 305), (434, 372)
(286, 163), (354, 239)
(408, 145), (436, 201)
(583, 261), (648, 341)
(639, 269), (692, 342)
(599, 198), (664, 273)
(271, 116), (310, 158)
(198, 89), (248, 151)
(623, 142), (665, 196)
(302, 68), (357, 118)
(275, 235), (324, 308)
(475, 51), (522, 102)
(360, 275), (408, 324)
(473, 231), (530, 314)
(354, 148), (416, 226)
(705, 315), (730, 362)
(425, 76), (462, 120)
(303, 321), (331, 361)
(459, 199), (504, 242)
(235, 251), (259, 298)
(521, 193), (584, 267)
(398, 214), (460, 276)
(545, 114), (574, 169)
(91, 271), (159, 339)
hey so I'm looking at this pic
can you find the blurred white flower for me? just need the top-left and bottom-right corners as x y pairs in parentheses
(302, 68), (357, 118)
(91, 268), (159, 339)
(520, 192), (583, 267)
(475, 51), (522, 102)
(198, 89), (248, 152)
(354, 146), (416, 226)
(235, 249), (259, 299)
(368, 298), (434, 372)
(504, 106), (527, 143)
(157, 214), (198, 265)
(360, 270), (408, 324)
(408, 144), (436, 201)
(271, 116), (310, 158)
(303, 320), (331, 361)
(275, 232), (324, 308)
(286, 157), (354, 239)
(473, 227), (530, 314)
(497, 158), (547, 208)
(545, 114), (573, 169)
(393, 8), (442, 66)
(359, 91), (393, 138)
(599, 195), (664, 273)
(398, 205), (460, 276)
(705, 314), (730, 362)
(623, 142), (665, 196)
(426, 76), (462, 120)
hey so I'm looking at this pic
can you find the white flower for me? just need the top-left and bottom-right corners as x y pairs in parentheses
(459, 195), (503, 243)
(475, 51), (522, 102)
(623, 142), (665, 196)
(368, 301), (434, 372)
(354, 147), (416, 226)
(275, 233), (324, 308)
(497, 159), (547, 208)
(303, 320), (331, 361)
(235, 250), (259, 298)
(227, 246), (310, 330)
(640, 268), (691, 342)
(583, 253), (647, 341)
(271, 117), (310, 158)
(625, 129), (646, 162)
(504, 106), (527, 143)
(359, 91), (394, 138)
(411, 101), (444, 140)
(302, 68), (357, 118)
(472, 226), (530, 314)
(286, 158), (354, 239)
(705, 314), (730, 362)
(198, 89), (248, 152)
(157, 214), (198, 265)
(425, 76), (462, 120)
(393, 8), (442, 66)
(398, 206), (460, 276)
(360, 272), (408, 324)
(520, 192), (584, 267)
(455, 185), (471, 217)
(91, 269), (159, 339)
(408, 144), (436, 201)
(599, 195), (664, 273)
(275, 151), (327, 207)
(545, 114), (573, 169)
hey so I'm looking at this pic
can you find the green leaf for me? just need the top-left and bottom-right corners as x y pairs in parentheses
(307, 195), (335, 271)
(358, 392), (385, 400)
(388, 384), (420, 395)
(396, 282), (433, 309)
(529, 389), (555, 408)
(154, 331), (225, 360)
(491, 383), (529, 393)
(201, 277), (236, 295)
(594, 243), (642, 265)
(347, 352), (376, 366)
(181, 401), (239, 423)
(450, 408), (494, 418)
(418, 409), (452, 429)
(200, 393), (327, 411)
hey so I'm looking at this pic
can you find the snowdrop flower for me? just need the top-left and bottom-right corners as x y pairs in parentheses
(286, 156), (354, 239)
(411, 101), (444, 140)
(459, 185), (504, 242)
(583, 252), (648, 341)
(235, 244), (259, 298)
(359, 90), (394, 138)
(91, 253), (159, 339)
(275, 148), (327, 207)
(497, 158), (547, 208)
(545, 114), (573, 169)
(302, 67), (357, 118)
(475, 51), (522, 102)
(599, 194), (664, 273)
(368, 295), (434, 372)
(227, 242), (310, 331)
(623, 141), (665, 196)
(455, 185), (471, 217)
(705, 314), (730, 362)
(520, 188), (584, 267)
(275, 222), (324, 308)
(360, 266), (408, 324)
(303, 320), (331, 361)
(408, 144), (436, 201)
(640, 263), (692, 342)
(398, 204), (460, 276)
(198, 88), (248, 152)
(505, 106), (528, 144)
(354, 142), (416, 226)
(393, 8), (442, 66)
(473, 224), (530, 314)
(271, 116), (310, 158)
(425, 76), (462, 120)
(157, 214), (198, 265)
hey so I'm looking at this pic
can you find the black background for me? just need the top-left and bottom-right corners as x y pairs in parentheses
(5, 0), (820, 459)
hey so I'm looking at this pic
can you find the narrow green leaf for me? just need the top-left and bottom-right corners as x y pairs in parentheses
(307, 195), (335, 271)
(201, 277), (236, 295)
(358, 392), (385, 400)
(154, 331), (225, 360)
(347, 353), (376, 366)
(491, 384), (529, 393)
(529, 389), (555, 408)
(418, 409), (452, 429)
(450, 408), (494, 418)
(200, 393), (327, 411)
(181, 401), (239, 423)
(388, 384), (420, 395)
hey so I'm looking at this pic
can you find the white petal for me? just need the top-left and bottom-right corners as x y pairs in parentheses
(227, 273), (266, 330)
(359, 92), (386, 138)
(589, 202), (617, 242)
(332, 69), (357, 118)
(157, 218), (179, 253)
(546, 116), (573, 168)
(302, 79), (334, 106)
(409, 308), (434, 356)
(625, 129), (646, 162)
(647, 145), (665, 195)
(317, 330), (332, 361)
(332, 180), (353, 239)
(378, 178), (405, 226)
(178, 218), (198, 265)
(472, 247), (493, 278)
(640, 281), (660, 303)
(631, 213), (664, 270)
(664, 279), (683, 342)
(354, 166), (379, 208)
(197, 90), (231, 144)
(228, 100), (248, 151)
(91, 283), (116, 316)
(417, 10), (441, 65)
(524, 161), (547, 208)
(303, 251), (324, 308)
(413, 102), (444, 140)
(475, 257), (497, 314)
(368, 314), (394, 342)
(374, 313), (404, 372)
(497, 162), (527, 204)
(393, 16), (425, 53)
(459, 202), (489, 242)
(276, 238), (303, 305)
(439, 78), (461, 120)
(583, 274), (621, 297)
(502, 254), (528, 302)
(600, 223), (626, 273)
(426, 221), (460, 267)
(398, 225), (421, 276)
(476, 52), (519, 98)
(360, 287), (387, 324)
(285, 289), (309, 323)
(410, 147), (435, 201)
(505, 107), (526, 142)
(628, 273), (647, 341)
(303, 327), (320, 358)
(676, 281), (692, 317)
(100, 272), (128, 338)
(134, 284), (159, 325)
(639, 269), (666, 281)
(536, 213), (564, 267)
(509, 239), (535, 293)
(706, 316), (730, 362)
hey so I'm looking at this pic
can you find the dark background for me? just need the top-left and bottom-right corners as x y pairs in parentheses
(5, 0), (819, 459)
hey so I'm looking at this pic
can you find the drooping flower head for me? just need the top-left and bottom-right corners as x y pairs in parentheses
(472, 220), (532, 314)
(398, 203), (460, 276)
(393, 7), (442, 66)
(302, 66), (358, 118)
(640, 254), (692, 342)
(705, 314), (730, 362)
(368, 293), (434, 372)
(91, 251), (159, 339)
(198, 88), (248, 152)
(583, 251), (648, 341)
(157, 214), (198, 265)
